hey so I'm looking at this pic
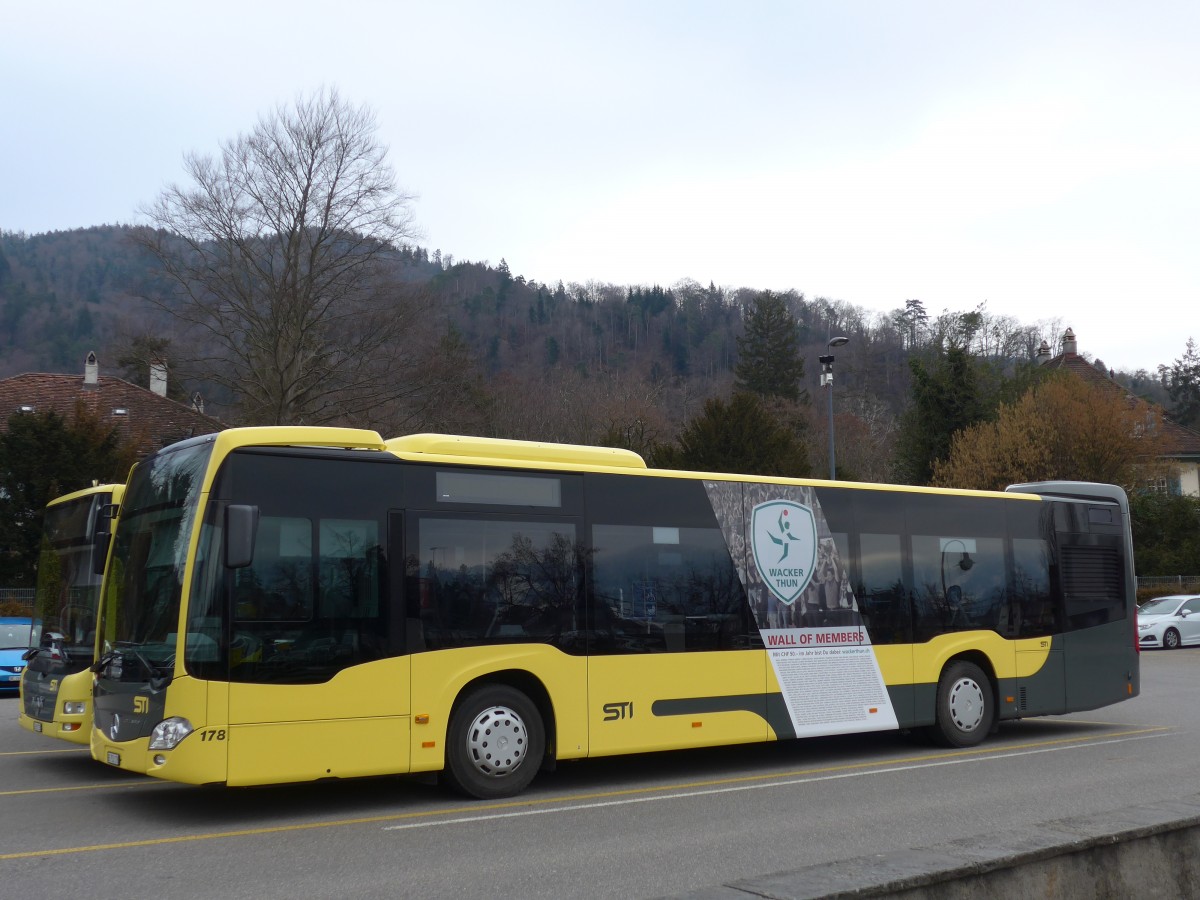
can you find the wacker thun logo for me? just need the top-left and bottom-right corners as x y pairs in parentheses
(751, 500), (817, 605)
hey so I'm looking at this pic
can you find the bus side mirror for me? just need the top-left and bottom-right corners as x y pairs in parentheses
(91, 502), (118, 576)
(92, 532), (111, 576)
(225, 504), (260, 569)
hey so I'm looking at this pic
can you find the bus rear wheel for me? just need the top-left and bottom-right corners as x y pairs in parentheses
(444, 684), (545, 799)
(928, 661), (994, 748)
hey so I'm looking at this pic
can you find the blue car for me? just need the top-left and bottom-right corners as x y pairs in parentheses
(0, 616), (33, 694)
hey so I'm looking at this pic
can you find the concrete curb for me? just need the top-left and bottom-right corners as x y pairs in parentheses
(674, 795), (1200, 898)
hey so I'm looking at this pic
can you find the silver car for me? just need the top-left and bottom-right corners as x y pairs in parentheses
(1137, 595), (1200, 650)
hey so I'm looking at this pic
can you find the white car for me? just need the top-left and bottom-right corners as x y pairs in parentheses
(1137, 595), (1200, 650)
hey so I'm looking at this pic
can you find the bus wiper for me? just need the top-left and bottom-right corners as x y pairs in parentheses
(89, 650), (118, 673)
(114, 642), (174, 690)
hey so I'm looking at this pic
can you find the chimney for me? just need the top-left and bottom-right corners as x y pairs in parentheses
(149, 358), (168, 397)
(1036, 340), (1052, 365)
(1061, 327), (1077, 355)
(84, 351), (99, 387)
(191, 392), (205, 415)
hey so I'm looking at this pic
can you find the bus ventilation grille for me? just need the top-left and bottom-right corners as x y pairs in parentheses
(1018, 687), (1027, 711)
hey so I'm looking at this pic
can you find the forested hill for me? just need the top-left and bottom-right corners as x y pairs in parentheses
(0, 225), (1166, 462)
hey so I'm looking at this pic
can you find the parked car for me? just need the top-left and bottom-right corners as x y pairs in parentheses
(1137, 595), (1200, 650)
(0, 616), (33, 693)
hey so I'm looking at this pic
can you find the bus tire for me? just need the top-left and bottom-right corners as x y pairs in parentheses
(444, 684), (545, 799)
(927, 661), (993, 748)
(1164, 628), (1181, 650)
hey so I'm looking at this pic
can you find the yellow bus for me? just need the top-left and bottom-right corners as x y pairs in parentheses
(19, 483), (123, 744)
(91, 428), (1139, 798)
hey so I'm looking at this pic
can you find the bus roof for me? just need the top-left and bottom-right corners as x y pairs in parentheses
(386, 433), (648, 471)
(184, 427), (1049, 501)
(46, 482), (125, 507)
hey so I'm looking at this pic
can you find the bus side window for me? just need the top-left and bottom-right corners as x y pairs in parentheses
(911, 535), (1006, 639)
(1012, 538), (1054, 637)
(235, 517), (314, 622)
(412, 516), (581, 651)
(590, 523), (748, 654)
(858, 533), (908, 644)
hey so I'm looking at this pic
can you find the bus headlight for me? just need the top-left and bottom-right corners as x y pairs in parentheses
(148, 717), (194, 750)
(63, 701), (87, 715)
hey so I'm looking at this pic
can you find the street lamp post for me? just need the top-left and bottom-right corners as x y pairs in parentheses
(819, 336), (850, 480)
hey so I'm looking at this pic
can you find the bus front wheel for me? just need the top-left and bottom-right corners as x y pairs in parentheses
(928, 661), (994, 748)
(444, 684), (545, 799)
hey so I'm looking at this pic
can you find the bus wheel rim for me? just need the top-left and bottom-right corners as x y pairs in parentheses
(466, 705), (528, 778)
(948, 677), (985, 732)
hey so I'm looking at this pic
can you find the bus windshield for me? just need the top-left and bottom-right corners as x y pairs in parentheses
(32, 492), (111, 658)
(101, 438), (213, 678)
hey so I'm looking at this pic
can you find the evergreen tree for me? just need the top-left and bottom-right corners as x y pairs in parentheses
(1129, 492), (1200, 576)
(1159, 337), (1200, 429)
(0, 407), (130, 587)
(650, 392), (810, 477)
(892, 298), (928, 349)
(496, 258), (513, 310)
(893, 345), (991, 485)
(734, 290), (808, 403)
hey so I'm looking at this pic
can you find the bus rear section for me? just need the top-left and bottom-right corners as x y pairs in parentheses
(1006, 481), (1139, 714)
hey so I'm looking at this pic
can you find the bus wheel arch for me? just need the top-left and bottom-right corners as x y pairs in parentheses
(927, 657), (996, 748)
(443, 672), (553, 799)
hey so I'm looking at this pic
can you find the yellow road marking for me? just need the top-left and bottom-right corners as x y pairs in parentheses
(0, 781), (150, 798)
(0, 748), (88, 757)
(0, 724), (1171, 861)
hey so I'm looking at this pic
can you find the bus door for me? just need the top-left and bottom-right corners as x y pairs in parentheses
(1010, 534), (1065, 715)
(404, 508), (590, 770)
(586, 521), (767, 756)
(856, 531), (915, 727)
(221, 507), (410, 785)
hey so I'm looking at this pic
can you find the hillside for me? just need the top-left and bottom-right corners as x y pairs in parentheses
(1, 226), (1163, 477)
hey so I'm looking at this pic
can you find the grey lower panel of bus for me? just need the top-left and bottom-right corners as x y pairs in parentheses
(1006, 626), (1138, 720)
(651, 692), (917, 741)
(650, 627), (1138, 740)
(1061, 622), (1139, 711)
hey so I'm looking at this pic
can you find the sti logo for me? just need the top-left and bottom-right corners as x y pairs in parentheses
(133, 696), (149, 714)
(750, 500), (817, 605)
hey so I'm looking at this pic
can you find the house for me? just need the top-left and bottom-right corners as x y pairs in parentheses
(1036, 328), (1200, 497)
(0, 351), (224, 457)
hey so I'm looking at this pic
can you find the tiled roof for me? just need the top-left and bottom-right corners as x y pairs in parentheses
(0, 372), (226, 458)
(1042, 349), (1200, 459)
(1040, 351), (1121, 389)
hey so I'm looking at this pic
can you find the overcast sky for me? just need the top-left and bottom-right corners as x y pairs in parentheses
(3, 1), (1196, 373)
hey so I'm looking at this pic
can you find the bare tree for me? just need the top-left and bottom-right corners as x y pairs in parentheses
(134, 87), (429, 425)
